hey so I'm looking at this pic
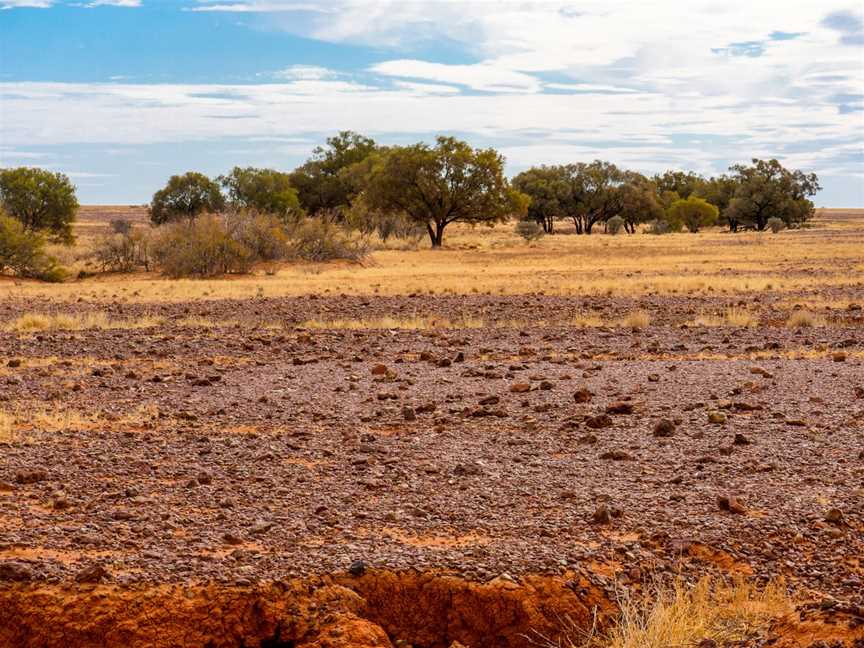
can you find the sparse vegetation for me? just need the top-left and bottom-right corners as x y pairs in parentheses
(4, 311), (162, 332)
(0, 213), (65, 281)
(515, 219), (545, 242)
(785, 310), (824, 328)
(541, 578), (793, 648)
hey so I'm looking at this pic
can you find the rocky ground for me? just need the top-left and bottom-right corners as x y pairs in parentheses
(0, 293), (862, 647)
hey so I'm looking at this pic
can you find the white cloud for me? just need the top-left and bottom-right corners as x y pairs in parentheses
(371, 60), (540, 93)
(1, 0), (53, 7)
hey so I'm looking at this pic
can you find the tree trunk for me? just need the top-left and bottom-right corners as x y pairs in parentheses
(428, 221), (445, 248)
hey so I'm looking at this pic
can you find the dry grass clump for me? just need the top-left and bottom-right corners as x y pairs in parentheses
(541, 578), (792, 648)
(0, 410), (15, 443)
(618, 310), (651, 329)
(4, 312), (163, 332)
(692, 307), (759, 328)
(785, 310), (824, 328)
(299, 315), (485, 330)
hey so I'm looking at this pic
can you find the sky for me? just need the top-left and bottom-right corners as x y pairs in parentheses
(1, 1), (863, 206)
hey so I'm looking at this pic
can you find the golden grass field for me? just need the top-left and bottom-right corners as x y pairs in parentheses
(1, 208), (862, 305)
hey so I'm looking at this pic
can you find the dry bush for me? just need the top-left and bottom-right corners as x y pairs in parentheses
(4, 312), (162, 332)
(536, 577), (792, 648)
(94, 228), (151, 272)
(785, 310), (824, 328)
(619, 310), (651, 328)
(151, 214), (256, 277)
(286, 217), (372, 262)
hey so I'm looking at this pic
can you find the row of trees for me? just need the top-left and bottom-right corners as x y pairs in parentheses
(1, 134), (821, 257)
(512, 160), (820, 236)
(148, 134), (821, 246)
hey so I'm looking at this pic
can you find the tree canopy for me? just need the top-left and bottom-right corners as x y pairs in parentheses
(150, 172), (225, 225)
(290, 131), (377, 215)
(725, 159), (820, 231)
(219, 167), (301, 221)
(0, 167), (79, 244)
(666, 195), (719, 232)
(364, 136), (528, 247)
(511, 165), (572, 234)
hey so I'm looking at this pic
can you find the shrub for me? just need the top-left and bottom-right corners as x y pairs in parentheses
(515, 219), (544, 242)
(225, 211), (291, 262)
(151, 214), (255, 277)
(606, 215), (625, 235)
(0, 167), (79, 244)
(94, 227), (151, 273)
(645, 219), (671, 235)
(766, 217), (785, 233)
(666, 195), (719, 232)
(286, 218), (372, 262)
(343, 198), (424, 243)
(0, 213), (65, 281)
(110, 219), (132, 235)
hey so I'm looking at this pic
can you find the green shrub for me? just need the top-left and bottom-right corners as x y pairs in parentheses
(606, 215), (625, 235)
(226, 211), (291, 262)
(766, 217), (785, 233)
(515, 219), (544, 242)
(0, 213), (65, 281)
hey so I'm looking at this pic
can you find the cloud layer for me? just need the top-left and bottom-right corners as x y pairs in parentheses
(1, 0), (862, 203)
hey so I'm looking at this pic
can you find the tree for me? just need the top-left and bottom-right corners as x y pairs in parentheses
(725, 159), (820, 231)
(0, 167), (78, 244)
(666, 195), (719, 232)
(364, 136), (528, 247)
(219, 167), (302, 221)
(699, 174), (738, 230)
(652, 170), (707, 200)
(150, 172), (225, 225)
(290, 131), (377, 215)
(616, 175), (664, 233)
(511, 165), (572, 233)
(570, 161), (627, 234)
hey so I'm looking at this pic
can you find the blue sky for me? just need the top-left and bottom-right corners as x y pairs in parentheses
(1, 1), (863, 206)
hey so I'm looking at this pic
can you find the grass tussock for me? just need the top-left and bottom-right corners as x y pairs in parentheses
(0, 410), (15, 443)
(618, 310), (651, 329)
(692, 307), (759, 328)
(542, 578), (792, 648)
(4, 312), (163, 332)
(299, 315), (486, 330)
(785, 310), (824, 328)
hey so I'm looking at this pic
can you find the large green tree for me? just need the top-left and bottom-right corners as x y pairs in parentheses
(570, 161), (627, 234)
(666, 195), (719, 232)
(364, 136), (528, 247)
(511, 165), (572, 234)
(219, 167), (302, 221)
(0, 167), (78, 244)
(150, 172), (225, 225)
(725, 159), (820, 231)
(290, 131), (377, 215)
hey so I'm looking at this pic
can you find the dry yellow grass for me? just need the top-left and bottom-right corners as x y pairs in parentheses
(0, 410), (15, 443)
(618, 310), (650, 329)
(300, 315), (486, 330)
(545, 578), (793, 648)
(692, 307), (759, 327)
(785, 310), (825, 328)
(2, 210), (862, 303)
(3, 312), (163, 332)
